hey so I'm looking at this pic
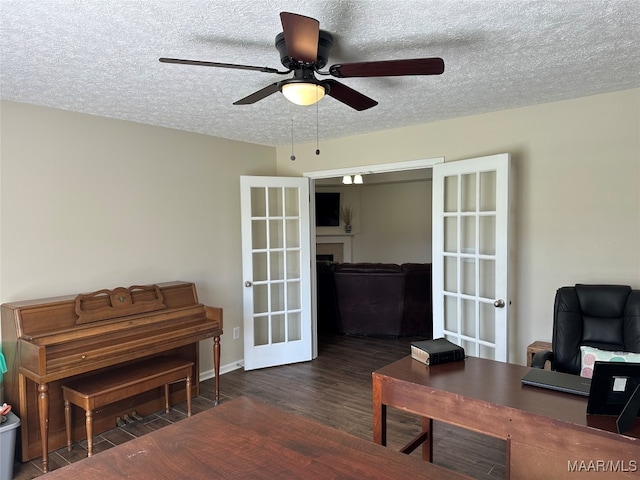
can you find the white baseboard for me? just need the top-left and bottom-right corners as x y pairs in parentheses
(199, 359), (244, 381)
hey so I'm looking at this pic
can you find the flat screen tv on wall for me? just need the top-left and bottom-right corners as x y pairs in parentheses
(315, 192), (340, 226)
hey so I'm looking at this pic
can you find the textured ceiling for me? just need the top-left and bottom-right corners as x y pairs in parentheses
(1, 0), (639, 147)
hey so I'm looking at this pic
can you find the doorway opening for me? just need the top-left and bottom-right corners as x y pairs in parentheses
(304, 157), (445, 358)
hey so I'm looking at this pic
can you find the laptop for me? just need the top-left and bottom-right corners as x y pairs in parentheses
(521, 367), (592, 396)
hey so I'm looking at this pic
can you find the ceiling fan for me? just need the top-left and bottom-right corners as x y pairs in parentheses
(160, 12), (444, 111)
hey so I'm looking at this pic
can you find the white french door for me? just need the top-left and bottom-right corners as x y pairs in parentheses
(432, 154), (511, 362)
(240, 176), (313, 370)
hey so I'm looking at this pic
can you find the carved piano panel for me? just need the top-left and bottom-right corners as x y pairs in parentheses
(1, 281), (223, 470)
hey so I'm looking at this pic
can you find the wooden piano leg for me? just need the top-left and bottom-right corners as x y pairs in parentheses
(186, 373), (192, 416)
(86, 409), (94, 456)
(37, 382), (50, 473)
(164, 384), (170, 414)
(214, 335), (221, 405)
(64, 399), (72, 451)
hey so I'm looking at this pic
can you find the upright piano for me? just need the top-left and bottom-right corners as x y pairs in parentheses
(1, 281), (223, 472)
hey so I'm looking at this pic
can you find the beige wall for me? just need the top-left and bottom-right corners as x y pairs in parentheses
(2, 88), (638, 371)
(357, 180), (432, 263)
(277, 88), (640, 364)
(316, 181), (432, 263)
(0, 101), (277, 373)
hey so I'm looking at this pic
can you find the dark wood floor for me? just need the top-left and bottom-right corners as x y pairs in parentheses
(13, 335), (505, 479)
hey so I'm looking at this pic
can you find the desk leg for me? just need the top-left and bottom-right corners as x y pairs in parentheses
(372, 377), (386, 445)
(37, 382), (49, 473)
(421, 417), (433, 462)
(213, 335), (221, 405)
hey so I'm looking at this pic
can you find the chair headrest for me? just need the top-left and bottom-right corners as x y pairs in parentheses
(574, 284), (631, 317)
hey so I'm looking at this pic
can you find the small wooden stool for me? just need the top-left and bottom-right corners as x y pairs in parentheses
(62, 357), (194, 456)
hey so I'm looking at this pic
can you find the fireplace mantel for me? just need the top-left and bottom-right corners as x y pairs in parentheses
(316, 235), (352, 263)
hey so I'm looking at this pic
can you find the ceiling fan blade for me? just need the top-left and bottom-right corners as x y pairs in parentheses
(324, 80), (378, 111)
(329, 58), (445, 78)
(233, 82), (281, 105)
(280, 12), (319, 63)
(159, 57), (287, 74)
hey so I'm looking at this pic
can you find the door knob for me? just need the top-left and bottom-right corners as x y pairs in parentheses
(244, 281), (252, 287)
(493, 299), (505, 308)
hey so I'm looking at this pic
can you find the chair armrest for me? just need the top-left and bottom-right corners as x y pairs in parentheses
(531, 350), (554, 369)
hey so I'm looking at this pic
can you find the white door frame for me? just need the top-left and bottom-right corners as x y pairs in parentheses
(304, 157), (445, 358)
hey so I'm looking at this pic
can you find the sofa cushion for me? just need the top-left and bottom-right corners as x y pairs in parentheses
(333, 265), (405, 335)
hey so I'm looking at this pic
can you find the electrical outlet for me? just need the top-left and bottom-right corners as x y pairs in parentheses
(233, 327), (240, 340)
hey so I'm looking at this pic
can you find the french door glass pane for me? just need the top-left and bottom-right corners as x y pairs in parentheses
(254, 317), (268, 346)
(461, 299), (476, 337)
(479, 216), (496, 255)
(479, 171), (496, 211)
(480, 344), (496, 360)
(288, 312), (302, 341)
(253, 284), (268, 314)
(285, 219), (300, 247)
(252, 252), (267, 282)
(268, 187), (283, 216)
(252, 220), (267, 249)
(461, 216), (476, 253)
(286, 251), (300, 278)
(444, 176), (458, 212)
(251, 187), (266, 217)
(444, 295), (458, 332)
(444, 217), (457, 252)
(269, 219), (284, 248)
(284, 187), (299, 216)
(270, 251), (284, 280)
(444, 256), (457, 292)
(270, 282), (284, 311)
(479, 259), (496, 298)
(272, 314), (285, 343)
(461, 259), (475, 296)
(461, 173), (476, 212)
(480, 302), (495, 343)
(287, 281), (301, 309)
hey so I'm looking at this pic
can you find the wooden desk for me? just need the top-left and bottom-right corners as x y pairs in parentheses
(373, 356), (640, 480)
(43, 396), (473, 479)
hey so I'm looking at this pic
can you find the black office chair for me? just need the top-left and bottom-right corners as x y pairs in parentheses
(532, 284), (640, 375)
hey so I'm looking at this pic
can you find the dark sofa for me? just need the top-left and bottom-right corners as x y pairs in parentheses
(317, 262), (432, 337)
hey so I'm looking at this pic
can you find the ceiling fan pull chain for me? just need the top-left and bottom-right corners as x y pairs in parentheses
(315, 97), (320, 156)
(290, 117), (296, 161)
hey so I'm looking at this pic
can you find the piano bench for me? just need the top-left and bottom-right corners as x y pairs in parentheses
(62, 357), (194, 457)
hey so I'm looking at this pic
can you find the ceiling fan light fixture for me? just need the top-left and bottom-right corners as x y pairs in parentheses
(342, 175), (353, 185)
(281, 81), (326, 106)
(353, 174), (363, 184)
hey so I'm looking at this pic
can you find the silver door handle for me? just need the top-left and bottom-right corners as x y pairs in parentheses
(245, 281), (252, 287)
(493, 299), (505, 308)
